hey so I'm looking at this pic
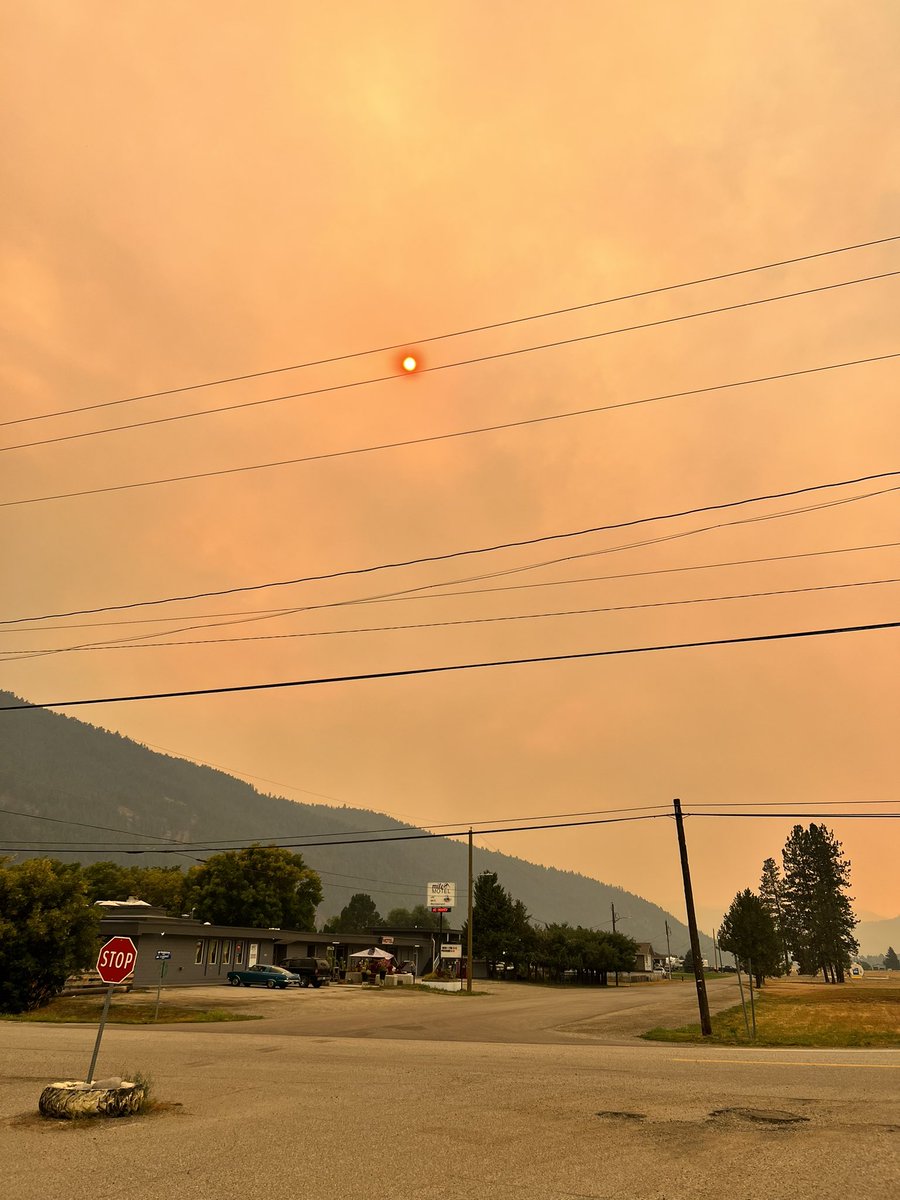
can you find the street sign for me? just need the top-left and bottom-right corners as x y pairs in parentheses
(87, 936), (137, 1085)
(427, 881), (456, 911)
(440, 943), (462, 958)
(96, 936), (137, 983)
(155, 950), (172, 960)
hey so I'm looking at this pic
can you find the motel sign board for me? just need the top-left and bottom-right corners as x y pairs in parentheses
(427, 881), (456, 912)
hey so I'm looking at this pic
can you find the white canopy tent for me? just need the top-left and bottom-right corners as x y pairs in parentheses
(348, 947), (395, 960)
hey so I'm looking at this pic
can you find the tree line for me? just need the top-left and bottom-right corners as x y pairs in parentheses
(718, 823), (859, 985)
(0, 846), (323, 1013)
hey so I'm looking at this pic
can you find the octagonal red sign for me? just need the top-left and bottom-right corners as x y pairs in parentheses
(96, 935), (137, 984)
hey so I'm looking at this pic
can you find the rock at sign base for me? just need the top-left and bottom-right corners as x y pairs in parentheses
(39, 1079), (146, 1120)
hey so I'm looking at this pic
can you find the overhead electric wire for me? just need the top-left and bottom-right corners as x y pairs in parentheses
(5, 479), (898, 663)
(6, 537), (898, 636)
(4, 576), (899, 662)
(2, 801), (672, 852)
(0, 811), (671, 855)
(4, 310), (900, 467)
(5, 346), (899, 512)
(4, 467), (900, 626)
(2, 618), (898, 713)
(684, 811), (899, 819)
(2, 806), (895, 857)
(4, 232), (897, 433)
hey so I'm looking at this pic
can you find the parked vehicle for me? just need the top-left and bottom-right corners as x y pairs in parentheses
(281, 957), (331, 987)
(227, 964), (300, 989)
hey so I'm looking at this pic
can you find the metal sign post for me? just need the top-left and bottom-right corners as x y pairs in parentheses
(87, 935), (137, 1084)
(440, 943), (463, 991)
(153, 950), (172, 1022)
(86, 985), (115, 1086)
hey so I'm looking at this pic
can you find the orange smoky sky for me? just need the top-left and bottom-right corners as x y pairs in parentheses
(1, 3), (898, 931)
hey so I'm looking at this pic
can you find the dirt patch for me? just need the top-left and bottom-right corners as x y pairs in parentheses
(710, 1107), (809, 1125)
(595, 1110), (647, 1121)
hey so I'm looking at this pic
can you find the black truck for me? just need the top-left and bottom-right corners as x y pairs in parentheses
(281, 956), (331, 987)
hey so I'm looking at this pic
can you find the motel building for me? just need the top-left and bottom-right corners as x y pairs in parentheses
(94, 899), (461, 986)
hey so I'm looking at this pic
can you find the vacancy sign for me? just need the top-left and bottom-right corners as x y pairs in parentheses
(427, 881), (456, 912)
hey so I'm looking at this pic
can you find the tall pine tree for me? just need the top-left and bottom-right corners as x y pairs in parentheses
(759, 856), (790, 973)
(781, 824), (858, 982)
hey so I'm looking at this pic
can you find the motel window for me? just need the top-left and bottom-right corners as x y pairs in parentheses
(234, 941), (244, 965)
(222, 940), (231, 966)
(194, 939), (204, 965)
(208, 939), (219, 966)
(248, 942), (259, 967)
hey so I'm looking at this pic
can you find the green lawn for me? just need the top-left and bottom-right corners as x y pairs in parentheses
(643, 981), (900, 1048)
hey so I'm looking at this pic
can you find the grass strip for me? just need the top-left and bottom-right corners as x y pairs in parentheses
(643, 984), (900, 1048)
(1, 998), (259, 1023)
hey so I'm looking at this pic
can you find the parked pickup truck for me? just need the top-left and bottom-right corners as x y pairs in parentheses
(226, 964), (299, 989)
(281, 957), (331, 988)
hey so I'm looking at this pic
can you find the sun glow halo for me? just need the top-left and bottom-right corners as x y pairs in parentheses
(401, 355), (417, 372)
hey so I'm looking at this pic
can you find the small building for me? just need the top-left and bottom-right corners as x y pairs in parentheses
(94, 901), (444, 987)
(632, 943), (659, 973)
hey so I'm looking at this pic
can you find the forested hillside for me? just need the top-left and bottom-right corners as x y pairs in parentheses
(0, 691), (707, 952)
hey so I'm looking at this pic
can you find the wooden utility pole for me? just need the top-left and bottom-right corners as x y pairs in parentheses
(673, 798), (712, 1036)
(466, 828), (474, 994)
(665, 920), (672, 978)
(610, 903), (620, 986)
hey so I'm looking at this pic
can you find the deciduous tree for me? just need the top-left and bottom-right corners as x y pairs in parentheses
(184, 844), (322, 930)
(323, 892), (382, 934)
(0, 858), (100, 1013)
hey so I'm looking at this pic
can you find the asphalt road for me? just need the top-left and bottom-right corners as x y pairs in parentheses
(3, 981), (897, 1200)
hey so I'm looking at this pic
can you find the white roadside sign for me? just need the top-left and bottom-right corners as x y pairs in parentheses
(426, 881), (456, 910)
(440, 943), (462, 958)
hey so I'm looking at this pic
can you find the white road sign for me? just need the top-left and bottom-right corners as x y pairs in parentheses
(426, 881), (456, 910)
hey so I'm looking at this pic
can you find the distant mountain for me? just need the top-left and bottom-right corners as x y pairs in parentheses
(856, 916), (900, 957)
(0, 690), (708, 953)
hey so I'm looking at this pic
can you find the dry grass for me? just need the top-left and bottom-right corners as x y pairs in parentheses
(643, 980), (900, 1047)
(1, 997), (258, 1024)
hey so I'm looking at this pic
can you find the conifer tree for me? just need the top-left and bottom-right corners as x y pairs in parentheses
(759, 856), (790, 972)
(884, 946), (899, 971)
(781, 824), (858, 982)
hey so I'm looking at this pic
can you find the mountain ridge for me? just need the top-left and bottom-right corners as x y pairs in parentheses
(0, 690), (708, 954)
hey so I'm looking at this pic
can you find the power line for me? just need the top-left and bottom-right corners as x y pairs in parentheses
(2, 618), (898, 713)
(5, 478), (896, 665)
(2, 805), (895, 857)
(5, 575), (899, 662)
(0, 801), (670, 851)
(7, 537), (898, 635)
(5, 317), (900, 469)
(5, 232), (897, 432)
(5, 467), (899, 625)
(0, 811), (671, 855)
(686, 811), (899, 819)
(6, 347), (898, 509)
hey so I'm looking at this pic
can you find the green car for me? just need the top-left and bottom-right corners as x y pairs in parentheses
(226, 964), (300, 989)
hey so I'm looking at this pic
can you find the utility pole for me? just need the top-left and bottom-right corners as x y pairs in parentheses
(466, 828), (474, 995)
(610, 903), (619, 986)
(665, 920), (672, 979)
(673, 798), (712, 1036)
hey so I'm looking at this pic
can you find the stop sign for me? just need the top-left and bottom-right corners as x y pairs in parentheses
(96, 936), (137, 984)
